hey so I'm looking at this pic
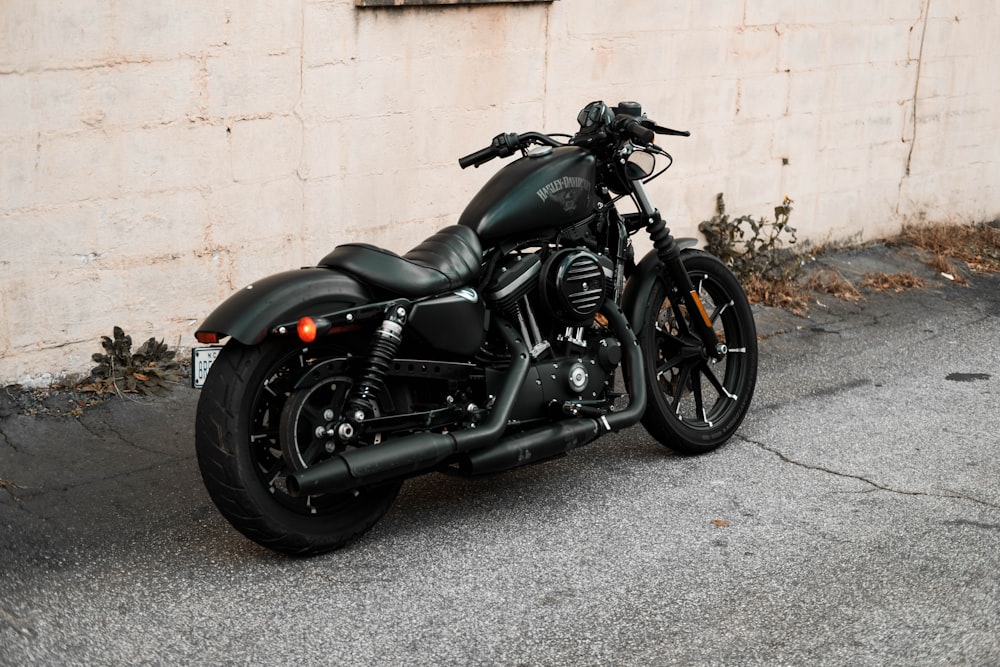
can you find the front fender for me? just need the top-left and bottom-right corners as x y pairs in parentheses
(196, 268), (371, 345)
(620, 239), (699, 331)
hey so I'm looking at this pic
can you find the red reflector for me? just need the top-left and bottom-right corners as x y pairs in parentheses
(297, 317), (317, 343)
(195, 332), (219, 344)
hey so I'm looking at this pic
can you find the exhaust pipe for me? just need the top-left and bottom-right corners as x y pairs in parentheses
(287, 301), (647, 495)
(288, 318), (530, 496)
(461, 301), (647, 475)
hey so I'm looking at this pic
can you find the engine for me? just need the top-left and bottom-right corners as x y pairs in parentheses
(541, 248), (608, 326)
(484, 246), (622, 423)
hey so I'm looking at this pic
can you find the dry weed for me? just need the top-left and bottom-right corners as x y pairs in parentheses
(858, 272), (927, 292)
(898, 221), (1000, 274)
(743, 275), (810, 317)
(805, 270), (862, 301)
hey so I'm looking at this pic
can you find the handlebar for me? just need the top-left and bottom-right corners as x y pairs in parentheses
(458, 132), (519, 169)
(614, 115), (691, 145)
(614, 115), (656, 145)
(458, 146), (498, 169)
(458, 102), (690, 168)
(458, 131), (565, 169)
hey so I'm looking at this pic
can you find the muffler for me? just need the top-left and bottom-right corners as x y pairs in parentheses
(287, 318), (529, 496)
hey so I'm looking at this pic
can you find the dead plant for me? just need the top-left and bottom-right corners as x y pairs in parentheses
(858, 272), (927, 292)
(699, 193), (802, 310)
(84, 327), (181, 396)
(805, 270), (862, 301)
(897, 221), (1000, 274)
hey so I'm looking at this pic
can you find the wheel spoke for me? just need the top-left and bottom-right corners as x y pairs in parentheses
(702, 363), (737, 401)
(710, 299), (733, 324)
(656, 354), (684, 379)
(691, 368), (709, 425)
(298, 403), (325, 426)
(298, 439), (328, 467)
(670, 364), (692, 412)
(263, 458), (285, 488)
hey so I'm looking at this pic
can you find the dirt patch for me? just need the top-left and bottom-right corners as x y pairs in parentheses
(0, 384), (111, 418)
(748, 221), (998, 313)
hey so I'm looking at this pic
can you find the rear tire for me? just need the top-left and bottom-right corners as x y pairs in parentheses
(195, 338), (401, 556)
(638, 250), (758, 455)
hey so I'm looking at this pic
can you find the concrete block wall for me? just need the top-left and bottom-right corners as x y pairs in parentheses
(2, 0), (998, 385)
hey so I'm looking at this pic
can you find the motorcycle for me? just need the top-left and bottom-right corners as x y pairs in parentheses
(192, 101), (758, 555)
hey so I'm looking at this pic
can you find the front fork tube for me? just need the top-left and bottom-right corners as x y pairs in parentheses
(633, 182), (724, 360)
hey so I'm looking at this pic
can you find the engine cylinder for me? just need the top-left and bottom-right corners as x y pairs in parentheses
(487, 253), (541, 313)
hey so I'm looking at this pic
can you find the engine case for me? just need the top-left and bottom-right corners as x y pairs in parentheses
(487, 336), (621, 423)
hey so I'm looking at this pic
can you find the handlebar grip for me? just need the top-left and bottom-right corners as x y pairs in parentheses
(628, 122), (656, 145)
(458, 146), (497, 169)
(613, 115), (655, 146)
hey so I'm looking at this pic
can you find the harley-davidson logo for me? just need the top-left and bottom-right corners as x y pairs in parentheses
(536, 176), (591, 202)
(536, 176), (592, 214)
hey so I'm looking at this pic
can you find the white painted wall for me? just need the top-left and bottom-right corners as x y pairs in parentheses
(2, 0), (998, 385)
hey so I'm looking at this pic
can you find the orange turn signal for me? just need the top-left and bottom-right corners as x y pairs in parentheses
(297, 317), (318, 343)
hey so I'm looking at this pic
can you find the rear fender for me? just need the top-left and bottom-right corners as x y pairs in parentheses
(196, 268), (371, 345)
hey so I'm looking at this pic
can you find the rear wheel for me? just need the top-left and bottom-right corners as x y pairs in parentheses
(639, 250), (758, 454)
(195, 338), (401, 556)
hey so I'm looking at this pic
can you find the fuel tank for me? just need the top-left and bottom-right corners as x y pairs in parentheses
(458, 146), (597, 245)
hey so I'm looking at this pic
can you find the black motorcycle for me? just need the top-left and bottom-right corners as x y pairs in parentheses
(193, 101), (758, 555)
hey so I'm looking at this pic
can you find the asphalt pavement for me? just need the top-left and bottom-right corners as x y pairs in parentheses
(1, 244), (998, 666)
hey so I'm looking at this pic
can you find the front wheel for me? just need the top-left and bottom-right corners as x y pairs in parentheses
(195, 338), (401, 556)
(639, 250), (758, 455)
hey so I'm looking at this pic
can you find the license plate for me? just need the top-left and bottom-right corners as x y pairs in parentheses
(191, 347), (222, 388)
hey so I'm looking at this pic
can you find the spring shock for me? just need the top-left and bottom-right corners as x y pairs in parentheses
(347, 302), (408, 427)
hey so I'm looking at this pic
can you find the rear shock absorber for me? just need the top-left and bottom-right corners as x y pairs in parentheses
(346, 302), (408, 430)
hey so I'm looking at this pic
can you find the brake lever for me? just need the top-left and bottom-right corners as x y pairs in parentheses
(642, 120), (691, 137)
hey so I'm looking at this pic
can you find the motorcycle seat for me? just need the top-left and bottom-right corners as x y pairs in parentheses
(319, 225), (482, 298)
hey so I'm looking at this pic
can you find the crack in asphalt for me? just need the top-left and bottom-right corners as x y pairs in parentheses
(740, 435), (1000, 510)
(1, 478), (23, 503)
(0, 422), (19, 453)
(0, 607), (37, 639)
(77, 413), (168, 456)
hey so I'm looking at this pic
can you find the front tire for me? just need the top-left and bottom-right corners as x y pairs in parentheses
(195, 338), (401, 556)
(639, 250), (758, 454)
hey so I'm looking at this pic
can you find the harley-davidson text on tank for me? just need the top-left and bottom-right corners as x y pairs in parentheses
(536, 176), (593, 214)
